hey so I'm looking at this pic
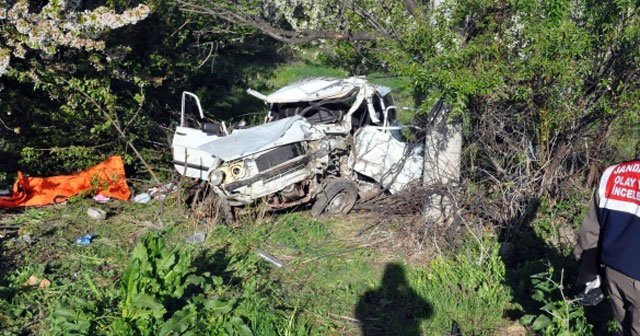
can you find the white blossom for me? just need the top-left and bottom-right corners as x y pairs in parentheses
(0, 0), (151, 76)
(0, 48), (10, 76)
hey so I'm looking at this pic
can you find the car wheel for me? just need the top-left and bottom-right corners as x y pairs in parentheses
(311, 179), (358, 217)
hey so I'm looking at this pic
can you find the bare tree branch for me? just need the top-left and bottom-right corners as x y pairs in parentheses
(177, 0), (387, 44)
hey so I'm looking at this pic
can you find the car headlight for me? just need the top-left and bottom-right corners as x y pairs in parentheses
(209, 170), (225, 186)
(230, 163), (245, 179)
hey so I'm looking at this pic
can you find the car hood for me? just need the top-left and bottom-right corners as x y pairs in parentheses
(197, 116), (325, 161)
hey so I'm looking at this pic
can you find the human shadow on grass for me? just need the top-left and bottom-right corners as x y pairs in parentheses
(355, 263), (432, 336)
(499, 198), (615, 336)
(192, 245), (242, 284)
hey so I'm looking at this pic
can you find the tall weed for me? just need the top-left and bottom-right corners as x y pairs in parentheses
(520, 265), (592, 336)
(411, 235), (513, 335)
(49, 233), (252, 335)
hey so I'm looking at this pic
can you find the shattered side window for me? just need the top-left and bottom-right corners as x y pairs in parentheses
(383, 94), (395, 108)
(301, 102), (347, 125)
(373, 95), (384, 114)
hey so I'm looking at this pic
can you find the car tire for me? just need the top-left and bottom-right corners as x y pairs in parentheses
(311, 178), (359, 217)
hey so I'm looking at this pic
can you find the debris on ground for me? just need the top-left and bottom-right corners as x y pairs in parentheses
(353, 182), (431, 215)
(87, 207), (107, 220)
(256, 249), (285, 267)
(148, 183), (176, 200)
(185, 231), (206, 244)
(93, 194), (111, 203)
(16, 234), (33, 244)
(38, 278), (51, 289)
(130, 183), (176, 204)
(25, 275), (51, 289)
(75, 234), (95, 246)
(25, 275), (39, 286)
(133, 192), (151, 203)
(0, 156), (131, 208)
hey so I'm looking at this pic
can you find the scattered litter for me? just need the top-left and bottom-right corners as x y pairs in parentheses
(26, 275), (39, 286)
(133, 193), (151, 204)
(25, 275), (51, 288)
(256, 249), (285, 268)
(149, 183), (175, 200)
(87, 207), (107, 220)
(93, 194), (111, 203)
(17, 234), (32, 244)
(76, 234), (94, 246)
(129, 183), (176, 204)
(39, 278), (51, 289)
(185, 231), (206, 244)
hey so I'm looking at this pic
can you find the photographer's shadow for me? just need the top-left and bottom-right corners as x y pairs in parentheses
(355, 263), (432, 336)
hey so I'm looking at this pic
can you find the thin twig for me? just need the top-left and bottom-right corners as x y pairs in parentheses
(63, 79), (161, 184)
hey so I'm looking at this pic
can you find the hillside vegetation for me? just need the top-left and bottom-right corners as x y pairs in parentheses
(1, 0), (639, 335)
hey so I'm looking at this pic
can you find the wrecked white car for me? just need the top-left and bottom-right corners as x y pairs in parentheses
(172, 77), (424, 218)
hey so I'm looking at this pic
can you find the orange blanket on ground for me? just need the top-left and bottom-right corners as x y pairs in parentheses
(0, 156), (131, 208)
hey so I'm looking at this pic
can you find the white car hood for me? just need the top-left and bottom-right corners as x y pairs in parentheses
(197, 116), (325, 161)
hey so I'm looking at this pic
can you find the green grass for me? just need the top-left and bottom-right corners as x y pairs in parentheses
(266, 63), (349, 89)
(0, 193), (514, 335)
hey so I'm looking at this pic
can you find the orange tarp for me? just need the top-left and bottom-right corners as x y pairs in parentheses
(0, 156), (131, 208)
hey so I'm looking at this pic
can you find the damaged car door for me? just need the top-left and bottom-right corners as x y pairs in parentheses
(172, 91), (227, 180)
(349, 126), (424, 194)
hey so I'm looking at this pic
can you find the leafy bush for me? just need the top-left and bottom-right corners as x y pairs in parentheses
(410, 235), (513, 335)
(531, 195), (590, 255)
(50, 233), (251, 335)
(521, 265), (592, 336)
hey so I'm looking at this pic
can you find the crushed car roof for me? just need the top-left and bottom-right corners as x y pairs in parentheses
(263, 77), (391, 104)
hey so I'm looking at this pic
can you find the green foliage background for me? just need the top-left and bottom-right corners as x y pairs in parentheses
(1, 0), (639, 334)
(0, 0), (285, 185)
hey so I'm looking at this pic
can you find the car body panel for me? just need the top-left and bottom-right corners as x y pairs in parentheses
(172, 126), (220, 180)
(350, 126), (424, 194)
